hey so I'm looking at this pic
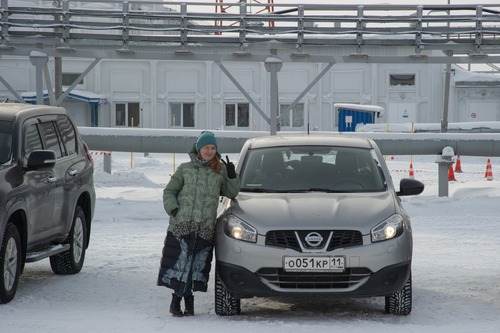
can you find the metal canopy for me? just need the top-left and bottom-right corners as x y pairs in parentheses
(2, 0), (500, 137)
(0, 0), (499, 64)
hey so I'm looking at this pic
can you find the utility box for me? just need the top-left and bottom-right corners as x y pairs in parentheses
(335, 103), (384, 132)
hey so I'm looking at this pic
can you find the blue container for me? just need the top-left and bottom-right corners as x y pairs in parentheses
(335, 104), (382, 132)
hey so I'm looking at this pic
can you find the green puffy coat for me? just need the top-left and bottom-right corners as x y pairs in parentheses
(158, 146), (240, 293)
(162, 147), (240, 240)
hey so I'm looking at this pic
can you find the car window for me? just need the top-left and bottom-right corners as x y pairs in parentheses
(0, 133), (12, 164)
(240, 146), (386, 192)
(0, 121), (12, 164)
(56, 115), (77, 156)
(38, 122), (63, 159)
(24, 123), (44, 163)
(0, 126), (12, 164)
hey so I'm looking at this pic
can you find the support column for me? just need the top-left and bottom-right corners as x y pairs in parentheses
(441, 50), (453, 133)
(29, 50), (49, 105)
(264, 57), (283, 135)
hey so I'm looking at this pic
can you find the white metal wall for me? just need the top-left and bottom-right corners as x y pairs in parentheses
(2, 56), (500, 130)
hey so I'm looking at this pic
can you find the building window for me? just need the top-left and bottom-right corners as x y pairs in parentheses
(225, 103), (249, 128)
(115, 102), (140, 127)
(62, 73), (83, 86)
(389, 74), (415, 86)
(279, 103), (304, 129)
(170, 103), (195, 128)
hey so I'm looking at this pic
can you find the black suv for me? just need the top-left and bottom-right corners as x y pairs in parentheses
(0, 103), (95, 304)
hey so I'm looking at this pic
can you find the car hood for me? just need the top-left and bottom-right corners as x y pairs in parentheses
(227, 191), (398, 235)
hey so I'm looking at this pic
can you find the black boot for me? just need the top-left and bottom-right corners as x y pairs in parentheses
(184, 295), (194, 316)
(170, 294), (183, 317)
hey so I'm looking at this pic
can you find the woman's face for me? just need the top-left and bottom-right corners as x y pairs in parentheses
(199, 144), (217, 161)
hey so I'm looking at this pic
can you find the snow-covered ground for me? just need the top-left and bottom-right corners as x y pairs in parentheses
(1, 152), (499, 333)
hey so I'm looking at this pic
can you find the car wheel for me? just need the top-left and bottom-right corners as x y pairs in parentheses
(0, 223), (22, 304)
(50, 206), (87, 275)
(214, 268), (241, 316)
(385, 274), (412, 315)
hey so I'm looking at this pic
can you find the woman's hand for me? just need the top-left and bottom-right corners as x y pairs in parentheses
(222, 155), (236, 179)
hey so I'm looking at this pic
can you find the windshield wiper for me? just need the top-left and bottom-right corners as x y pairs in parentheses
(241, 187), (344, 193)
(300, 188), (343, 193)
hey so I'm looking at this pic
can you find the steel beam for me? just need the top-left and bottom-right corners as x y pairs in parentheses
(78, 128), (500, 157)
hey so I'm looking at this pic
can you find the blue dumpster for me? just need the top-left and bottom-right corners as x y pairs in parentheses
(335, 103), (383, 132)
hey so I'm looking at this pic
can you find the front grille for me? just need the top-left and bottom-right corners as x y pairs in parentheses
(266, 231), (300, 250)
(257, 267), (371, 289)
(265, 230), (363, 252)
(327, 230), (363, 251)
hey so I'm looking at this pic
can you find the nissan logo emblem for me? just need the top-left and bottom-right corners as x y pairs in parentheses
(305, 232), (323, 247)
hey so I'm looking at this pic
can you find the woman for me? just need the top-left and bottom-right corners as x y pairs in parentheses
(157, 131), (240, 317)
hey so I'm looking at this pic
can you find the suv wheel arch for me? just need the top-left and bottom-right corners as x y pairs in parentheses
(49, 206), (87, 275)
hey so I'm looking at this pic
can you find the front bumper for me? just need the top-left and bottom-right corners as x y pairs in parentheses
(216, 260), (411, 299)
(215, 222), (412, 299)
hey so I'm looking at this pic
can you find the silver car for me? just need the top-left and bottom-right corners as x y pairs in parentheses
(215, 134), (424, 316)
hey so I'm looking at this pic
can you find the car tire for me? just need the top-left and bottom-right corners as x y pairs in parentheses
(214, 268), (241, 316)
(0, 223), (22, 304)
(385, 274), (412, 315)
(50, 206), (87, 275)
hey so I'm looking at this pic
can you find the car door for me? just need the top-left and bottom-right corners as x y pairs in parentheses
(52, 114), (83, 236)
(37, 116), (78, 237)
(23, 119), (57, 244)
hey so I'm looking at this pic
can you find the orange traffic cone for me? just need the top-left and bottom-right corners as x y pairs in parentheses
(485, 158), (493, 181)
(455, 155), (463, 173)
(448, 165), (456, 181)
(408, 163), (415, 179)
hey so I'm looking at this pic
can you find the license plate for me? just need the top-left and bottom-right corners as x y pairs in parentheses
(283, 256), (345, 272)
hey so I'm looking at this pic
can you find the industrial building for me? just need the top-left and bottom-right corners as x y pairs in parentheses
(1, 0), (500, 131)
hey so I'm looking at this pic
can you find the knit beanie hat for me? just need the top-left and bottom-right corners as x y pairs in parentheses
(195, 131), (217, 152)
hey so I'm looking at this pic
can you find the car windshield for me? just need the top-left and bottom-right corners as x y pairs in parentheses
(239, 146), (386, 193)
(0, 121), (13, 165)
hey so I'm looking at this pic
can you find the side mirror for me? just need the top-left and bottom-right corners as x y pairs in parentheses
(26, 150), (56, 170)
(397, 178), (424, 196)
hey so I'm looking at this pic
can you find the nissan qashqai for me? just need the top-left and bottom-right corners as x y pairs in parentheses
(215, 134), (424, 316)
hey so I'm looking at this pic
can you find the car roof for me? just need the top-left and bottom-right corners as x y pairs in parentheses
(245, 133), (375, 150)
(0, 103), (67, 122)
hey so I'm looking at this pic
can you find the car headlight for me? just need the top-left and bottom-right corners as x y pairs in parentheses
(222, 214), (257, 243)
(371, 214), (404, 242)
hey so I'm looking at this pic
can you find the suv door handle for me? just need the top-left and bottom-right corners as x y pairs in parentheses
(68, 168), (79, 177)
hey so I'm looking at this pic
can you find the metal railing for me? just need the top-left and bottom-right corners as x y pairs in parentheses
(1, 0), (500, 59)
